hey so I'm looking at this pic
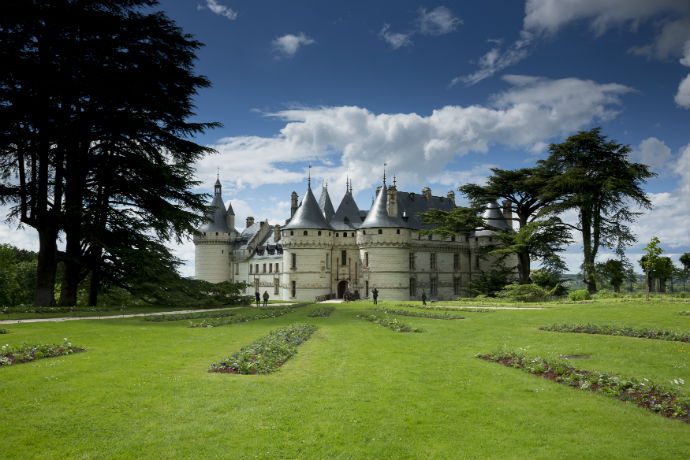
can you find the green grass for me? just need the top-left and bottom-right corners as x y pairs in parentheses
(1, 300), (689, 458)
(0, 305), (245, 321)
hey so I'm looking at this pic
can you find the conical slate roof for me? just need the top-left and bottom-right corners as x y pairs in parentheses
(474, 202), (511, 236)
(201, 180), (230, 232)
(359, 183), (406, 229)
(318, 185), (336, 221)
(330, 188), (363, 230)
(284, 185), (333, 230)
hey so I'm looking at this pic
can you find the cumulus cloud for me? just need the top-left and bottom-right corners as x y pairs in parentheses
(272, 33), (315, 58)
(631, 137), (673, 171)
(197, 0), (237, 21)
(197, 75), (632, 196)
(455, 0), (690, 86)
(379, 24), (413, 49)
(417, 6), (462, 36)
(675, 41), (690, 108)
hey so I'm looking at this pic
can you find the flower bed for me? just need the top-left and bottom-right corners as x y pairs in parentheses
(680, 311), (690, 316)
(478, 350), (689, 424)
(357, 314), (422, 332)
(0, 329), (8, 334)
(209, 323), (317, 374)
(307, 306), (335, 318)
(394, 304), (494, 313)
(145, 310), (237, 322)
(189, 308), (294, 328)
(540, 323), (690, 343)
(374, 308), (464, 320)
(1, 339), (85, 367)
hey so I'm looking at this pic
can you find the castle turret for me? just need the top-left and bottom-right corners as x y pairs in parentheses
(193, 176), (233, 283)
(318, 183), (336, 221)
(290, 191), (299, 217)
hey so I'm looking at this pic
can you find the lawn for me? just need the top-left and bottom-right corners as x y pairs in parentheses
(1, 300), (689, 459)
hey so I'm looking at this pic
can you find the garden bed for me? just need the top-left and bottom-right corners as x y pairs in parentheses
(357, 314), (421, 332)
(209, 323), (317, 374)
(189, 308), (294, 328)
(145, 309), (237, 322)
(374, 308), (463, 320)
(0, 328), (8, 334)
(1, 339), (85, 367)
(307, 306), (335, 317)
(478, 350), (689, 423)
(540, 323), (690, 343)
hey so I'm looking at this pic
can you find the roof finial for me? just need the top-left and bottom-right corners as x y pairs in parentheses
(383, 162), (387, 186)
(393, 175), (397, 187)
(308, 164), (312, 188)
(216, 167), (220, 180)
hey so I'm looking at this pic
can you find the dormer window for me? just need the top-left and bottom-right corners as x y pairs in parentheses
(378, 229), (383, 235)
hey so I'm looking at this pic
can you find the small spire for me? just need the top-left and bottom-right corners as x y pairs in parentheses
(308, 164), (312, 188)
(393, 175), (397, 187)
(216, 167), (219, 180)
(383, 162), (387, 186)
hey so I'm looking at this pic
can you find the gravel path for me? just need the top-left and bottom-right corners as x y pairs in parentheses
(0, 303), (297, 325)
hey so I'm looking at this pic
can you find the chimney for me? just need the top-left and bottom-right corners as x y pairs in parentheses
(502, 200), (512, 228)
(246, 216), (255, 228)
(290, 191), (298, 217)
(447, 190), (455, 204)
(422, 187), (432, 200)
(387, 184), (398, 217)
(274, 225), (281, 242)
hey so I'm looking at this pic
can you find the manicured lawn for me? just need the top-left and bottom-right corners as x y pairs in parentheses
(1, 300), (689, 458)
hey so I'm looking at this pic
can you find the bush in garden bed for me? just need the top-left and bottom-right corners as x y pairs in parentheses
(145, 310), (237, 322)
(680, 311), (690, 316)
(477, 350), (690, 424)
(307, 306), (335, 317)
(1, 339), (85, 367)
(189, 308), (294, 328)
(374, 308), (464, 320)
(394, 304), (494, 313)
(540, 323), (690, 343)
(209, 323), (317, 374)
(357, 314), (422, 332)
(0, 328), (8, 334)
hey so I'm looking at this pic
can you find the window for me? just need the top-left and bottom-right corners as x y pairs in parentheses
(475, 255), (480, 269)
(275, 263), (279, 272)
(303, 230), (308, 236)
(326, 254), (329, 269)
(255, 264), (259, 274)
(290, 230), (294, 236)
(336, 233), (339, 237)
(318, 231), (322, 236)
(221, 250), (223, 254)
(291, 280), (296, 298)
(428, 234), (432, 240)
(235, 263), (239, 275)
(262, 264), (266, 273)
(453, 277), (460, 295)
(365, 281), (369, 297)
(409, 253), (415, 270)
(409, 278), (416, 297)
(365, 252), (369, 267)
(249, 264), (253, 274)
(274, 279), (280, 295)
(396, 229), (400, 234)
(430, 253), (436, 270)
(291, 253), (297, 269)
(451, 236), (455, 242)
(269, 264), (272, 273)
(362, 230), (366, 235)
(341, 250), (347, 266)
(378, 229), (383, 234)
(430, 277), (438, 296)
(453, 253), (459, 270)
(343, 232), (347, 237)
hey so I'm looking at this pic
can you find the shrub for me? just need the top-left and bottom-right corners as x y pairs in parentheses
(374, 308), (463, 320)
(478, 350), (690, 423)
(189, 308), (294, 328)
(145, 309), (237, 322)
(540, 323), (690, 343)
(0, 328), (8, 334)
(209, 323), (317, 374)
(497, 284), (547, 302)
(0, 339), (85, 366)
(569, 289), (591, 301)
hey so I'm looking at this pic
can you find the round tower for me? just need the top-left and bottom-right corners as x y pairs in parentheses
(193, 177), (234, 283)
(357, 179), (411, 301)
(280, 179), (334, 301)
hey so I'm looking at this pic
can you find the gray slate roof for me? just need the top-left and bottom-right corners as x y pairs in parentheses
(318, 186), (336, 221)
(359, 184), (407, 229)
(394, 191), (455, 230)
(283, 186), (334, 230)
(201, 181), (230, 233)
(474, 202), (511, 236)
(330, 189), (363, 230)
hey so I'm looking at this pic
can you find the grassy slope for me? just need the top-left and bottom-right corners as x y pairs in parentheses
(1, 301), (689, 459)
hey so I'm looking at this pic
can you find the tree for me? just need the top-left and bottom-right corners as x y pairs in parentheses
(459, 166), (569, 283)
(596, 259), (626, 293)
(0, 1), (216, 305)
(539, 128), (654, 294)
(640, 237), (663, 297)
(680, 253), (690, 291)
(654, 257), (674, 293)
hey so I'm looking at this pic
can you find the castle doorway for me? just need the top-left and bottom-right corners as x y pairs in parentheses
(337, 280), (348, 299)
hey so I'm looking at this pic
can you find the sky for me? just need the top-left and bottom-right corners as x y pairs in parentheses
(2, 0), (689, 277)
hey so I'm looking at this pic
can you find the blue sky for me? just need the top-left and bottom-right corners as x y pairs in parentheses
(2, 0), (689, 276)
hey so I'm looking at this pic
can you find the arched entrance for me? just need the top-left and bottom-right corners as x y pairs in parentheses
(337, 280), (348, 299)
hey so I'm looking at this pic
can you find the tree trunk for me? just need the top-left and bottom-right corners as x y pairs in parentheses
(517, 250), (531, 284)
(34, 225), (58, 306)
(87, 249), (102, 307)
(581, 213), (597, 294)
(58, 232), (81, 306)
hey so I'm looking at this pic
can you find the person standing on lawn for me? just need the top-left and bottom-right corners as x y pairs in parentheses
(262, 290), (269, 307)
(255, 291), (260, 307)
(421, 291), (427, 305)
(372, 287), (379, 305)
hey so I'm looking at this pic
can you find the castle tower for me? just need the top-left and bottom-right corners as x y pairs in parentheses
(193, 177), (233, 283)
(318, 183), (336, 221)
(471, 202), (514, 274)
(357, 177), (410, 301)
(280, 179), (334, 301)
(330, 180), (363, 298)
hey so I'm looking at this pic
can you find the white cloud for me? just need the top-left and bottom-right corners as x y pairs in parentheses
(197, 0), (237, 21)
(675, 41), (690, 108)
(198, 75), (632, 196)
(272, 33), (315, 58)
(379, 24), (413, 49)
(417, 6), (462, 36)
(455, 0), (689, 86)
(632, 137), (672, 171)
